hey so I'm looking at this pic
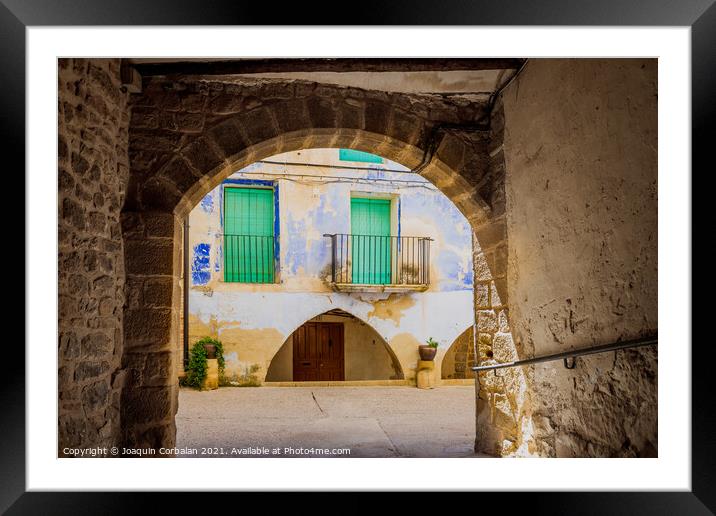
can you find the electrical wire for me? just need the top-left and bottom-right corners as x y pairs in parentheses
(257, 159), (413, 175)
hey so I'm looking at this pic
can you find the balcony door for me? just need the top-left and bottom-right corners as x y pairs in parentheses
(224, 187), (275, 283)
(351, 197), (391, 284)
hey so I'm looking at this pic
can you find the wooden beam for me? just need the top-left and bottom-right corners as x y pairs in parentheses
(132, 58), (526, 77)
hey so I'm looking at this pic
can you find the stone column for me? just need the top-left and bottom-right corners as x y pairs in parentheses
(416, 360), (436, 389)
(203, 359), (219, 390)
(120, 211), (182, 452)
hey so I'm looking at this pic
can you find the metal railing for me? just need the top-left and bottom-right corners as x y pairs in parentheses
(323, 233), (433, 286)
(471, 335), (657, 373)
(223, 233), (275, 283)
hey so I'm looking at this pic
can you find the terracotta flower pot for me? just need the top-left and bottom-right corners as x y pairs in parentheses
(202, 343), (217, 359)
(419, 345), (437, 361)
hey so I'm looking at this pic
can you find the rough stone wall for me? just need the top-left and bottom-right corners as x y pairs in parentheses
(500, 59), (658, 457)
(58, 59), (130, 455)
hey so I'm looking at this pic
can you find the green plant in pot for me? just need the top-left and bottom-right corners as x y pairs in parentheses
(419, 337), (439, 361)
(182, 337), (226, 389)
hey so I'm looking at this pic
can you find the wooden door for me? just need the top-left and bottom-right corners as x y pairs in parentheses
(292, 322), (344, 381)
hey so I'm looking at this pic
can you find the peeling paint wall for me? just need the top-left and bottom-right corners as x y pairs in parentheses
(187, 148), (474, 382)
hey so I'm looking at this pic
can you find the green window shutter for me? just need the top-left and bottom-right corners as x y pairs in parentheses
(351, 198), (391, 284)
(224, 187), (275, 283)
(339, 148), (384, 164)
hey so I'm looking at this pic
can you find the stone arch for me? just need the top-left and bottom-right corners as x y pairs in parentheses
(265, 308), (404, 382)
(120, 77), (517, 452)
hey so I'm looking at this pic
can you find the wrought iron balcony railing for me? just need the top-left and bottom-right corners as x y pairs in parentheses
(223, 233), (276, 283)
(323, 233), (432, 290)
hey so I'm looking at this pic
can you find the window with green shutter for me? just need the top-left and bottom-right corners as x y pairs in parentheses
(223, 187), (275, 283)
(351, 197), (392, 284)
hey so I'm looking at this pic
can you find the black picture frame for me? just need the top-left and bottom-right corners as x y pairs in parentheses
(5, 0), (708, 512)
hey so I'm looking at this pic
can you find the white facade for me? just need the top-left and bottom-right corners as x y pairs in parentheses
(187, 148), (474, 383)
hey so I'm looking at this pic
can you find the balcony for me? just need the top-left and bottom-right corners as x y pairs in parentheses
(222, 234), (276, 283)
(323, 234), (432, 292)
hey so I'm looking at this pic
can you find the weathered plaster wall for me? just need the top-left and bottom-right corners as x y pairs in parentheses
(265, 314), (401, 381)
(58, 59), (130, 455)
(500, 59), (658, 457)
(187, 148), (474, 383)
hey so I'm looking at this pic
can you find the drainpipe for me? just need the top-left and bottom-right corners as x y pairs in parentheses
(183, 217), (189, 369)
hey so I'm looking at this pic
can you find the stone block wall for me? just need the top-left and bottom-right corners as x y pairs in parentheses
(468, 99), (531, 456)
(120, 211), (182, 450)
(58, 59), (130, 455)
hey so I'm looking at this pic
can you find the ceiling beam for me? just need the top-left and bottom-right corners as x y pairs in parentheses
(132, 58), (526, 77)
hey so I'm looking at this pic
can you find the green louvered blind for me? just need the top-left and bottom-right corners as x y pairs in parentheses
(351, 197), (391, 284)
(224, 187), (275, 283)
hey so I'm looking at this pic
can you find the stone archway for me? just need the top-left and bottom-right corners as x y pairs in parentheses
(58, 58), (659, 459)
(119, 76), (519, 453)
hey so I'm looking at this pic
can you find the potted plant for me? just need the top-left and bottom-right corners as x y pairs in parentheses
(419, 337), (439, 361)
(182, 337), (225, 389)
(202, 341), (217, 359)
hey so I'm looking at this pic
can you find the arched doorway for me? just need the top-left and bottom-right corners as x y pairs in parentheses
(120, 76), (520, 454)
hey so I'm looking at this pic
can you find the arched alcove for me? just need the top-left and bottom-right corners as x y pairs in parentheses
(265, 309), (403, 382)
(441, 326), (475, 380)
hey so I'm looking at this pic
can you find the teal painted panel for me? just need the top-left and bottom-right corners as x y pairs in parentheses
(339, 148), (384, 163)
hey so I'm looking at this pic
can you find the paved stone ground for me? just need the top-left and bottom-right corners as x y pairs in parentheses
(176, 386), (484, 458)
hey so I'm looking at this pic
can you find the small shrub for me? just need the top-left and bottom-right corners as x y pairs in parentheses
(184, 341), (208, 389)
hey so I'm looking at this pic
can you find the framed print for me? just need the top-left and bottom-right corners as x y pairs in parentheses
(7, 0), (710, 511)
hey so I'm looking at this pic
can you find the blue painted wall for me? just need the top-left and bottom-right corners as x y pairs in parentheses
(191, 243), (211, 285)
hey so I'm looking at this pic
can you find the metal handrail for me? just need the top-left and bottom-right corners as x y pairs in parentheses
(471, 335), (657, 372)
